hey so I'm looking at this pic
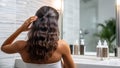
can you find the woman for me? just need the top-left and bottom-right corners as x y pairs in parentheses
(1, 6), (75, 68)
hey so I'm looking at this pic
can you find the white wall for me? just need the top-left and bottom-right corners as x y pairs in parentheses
(98, 0), (116, 23)
(80, 0), (98, 52)
(63, 0), (80, 44)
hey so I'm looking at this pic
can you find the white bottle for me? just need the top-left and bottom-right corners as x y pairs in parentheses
(96, 40), (102, 57)
(74, 40), (79, 55)
(102, 40), (109, 57)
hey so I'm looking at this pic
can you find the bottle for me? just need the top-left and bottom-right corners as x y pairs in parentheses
(74, 40), (79, 55)
(70, 44), (73, 54)
(114, 45), (118, 57)
(80, 39), (85, 55)
(102, 40), (109, 58)
(96, 40), (102, 57)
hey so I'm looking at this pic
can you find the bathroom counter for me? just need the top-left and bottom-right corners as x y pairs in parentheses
(72, 55), (120, 68)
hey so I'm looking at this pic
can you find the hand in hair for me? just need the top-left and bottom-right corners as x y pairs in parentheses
(20, 16), (38, 31)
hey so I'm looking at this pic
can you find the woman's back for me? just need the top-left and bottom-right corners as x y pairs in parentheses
(19, 40), (62, 64)
(18, 40), (75, 68)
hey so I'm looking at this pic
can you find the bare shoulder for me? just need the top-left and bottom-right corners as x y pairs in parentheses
(58, 40), (69, 47)
(58, 40), (75, 68)
(58, 40), (70, 54)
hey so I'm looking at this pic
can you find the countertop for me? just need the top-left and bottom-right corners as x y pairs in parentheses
(72, 55), (120, 67)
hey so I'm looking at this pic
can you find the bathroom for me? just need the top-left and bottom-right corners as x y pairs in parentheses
(0, 0), (120, 68)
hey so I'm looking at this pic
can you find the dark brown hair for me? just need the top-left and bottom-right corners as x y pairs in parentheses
(26, 6), (59, 61)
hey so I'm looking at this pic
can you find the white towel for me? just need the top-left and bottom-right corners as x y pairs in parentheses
(25, 61), (62, 68)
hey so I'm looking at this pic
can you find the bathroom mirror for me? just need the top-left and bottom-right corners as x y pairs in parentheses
(63, 0), (116, 53)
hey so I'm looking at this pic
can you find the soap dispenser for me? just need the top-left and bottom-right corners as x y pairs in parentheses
(102, 40), (109, 57)
(74, 40), (79, 55)
(80, 39), (85, 55)
(96, 40), (102, 57)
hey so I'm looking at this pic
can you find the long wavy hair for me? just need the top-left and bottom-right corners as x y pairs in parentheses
(26, 6), (59, 61)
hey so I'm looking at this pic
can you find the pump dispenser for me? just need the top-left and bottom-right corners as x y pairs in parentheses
(96, 40), (102, 57)
(103, 40), (109, 57)
(74, 40), (79, 55)
(80, 39), (85, 55)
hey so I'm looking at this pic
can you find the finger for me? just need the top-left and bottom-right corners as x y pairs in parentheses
(23, 28), (31, 32)
(30, 16), (37, 20)
(26, 28), (31, 31)
(30, 16), (38, 22)
(24, 16), (37, 26)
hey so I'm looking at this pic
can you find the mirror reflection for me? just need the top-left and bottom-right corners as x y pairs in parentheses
(63, 0), (116, 53)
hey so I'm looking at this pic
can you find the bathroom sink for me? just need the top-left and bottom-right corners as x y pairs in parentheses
(72, 55), (101, 64)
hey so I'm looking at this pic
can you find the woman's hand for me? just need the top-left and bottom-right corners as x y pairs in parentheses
(20, 16), (38, 31)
